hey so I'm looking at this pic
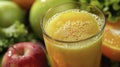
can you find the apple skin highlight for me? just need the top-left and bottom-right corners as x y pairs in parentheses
(2, 42), (48, 67)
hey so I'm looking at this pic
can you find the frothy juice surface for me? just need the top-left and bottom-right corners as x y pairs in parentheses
(45, 9), (99, 41)
(44, 9), (102, 67)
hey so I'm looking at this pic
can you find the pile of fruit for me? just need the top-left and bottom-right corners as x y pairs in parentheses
(0, 0), (120, 67)
(0, 0), (76, 67)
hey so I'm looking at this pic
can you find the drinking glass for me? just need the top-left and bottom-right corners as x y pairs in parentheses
(41, 2), (105, 67)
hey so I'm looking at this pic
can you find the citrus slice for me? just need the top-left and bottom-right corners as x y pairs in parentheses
(102, 20), (120, 61)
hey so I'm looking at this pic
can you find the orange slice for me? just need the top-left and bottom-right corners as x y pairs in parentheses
(102, 20), (120, 61)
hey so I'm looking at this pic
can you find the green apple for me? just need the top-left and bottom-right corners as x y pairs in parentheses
(29, 0), (76, 39)
(0, 1), (25, 28)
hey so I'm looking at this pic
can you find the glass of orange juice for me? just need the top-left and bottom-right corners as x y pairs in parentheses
(41, 2), (105, 67)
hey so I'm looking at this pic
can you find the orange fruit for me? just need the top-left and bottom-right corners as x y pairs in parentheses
(12, 0), (35, 10)
(102, 20), (120, 61)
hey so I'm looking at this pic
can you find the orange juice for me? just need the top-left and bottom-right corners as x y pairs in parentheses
(43, 9), (103, 67)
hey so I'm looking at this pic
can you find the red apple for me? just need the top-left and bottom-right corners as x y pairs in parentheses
(2, 42), (48, 67)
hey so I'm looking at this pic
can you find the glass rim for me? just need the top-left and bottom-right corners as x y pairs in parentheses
(40, 2), (106, 43)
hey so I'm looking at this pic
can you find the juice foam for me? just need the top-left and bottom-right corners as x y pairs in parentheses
(45, 9), (100, 41)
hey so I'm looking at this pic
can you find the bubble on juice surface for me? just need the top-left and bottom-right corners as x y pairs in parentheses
(45, 9), (101, 41)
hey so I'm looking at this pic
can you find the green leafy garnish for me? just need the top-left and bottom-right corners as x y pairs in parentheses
(0, 21), (37, 53)
(79, 0), (120, 22)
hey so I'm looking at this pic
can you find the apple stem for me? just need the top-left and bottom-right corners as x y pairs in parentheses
(11, 45), (24, 56)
